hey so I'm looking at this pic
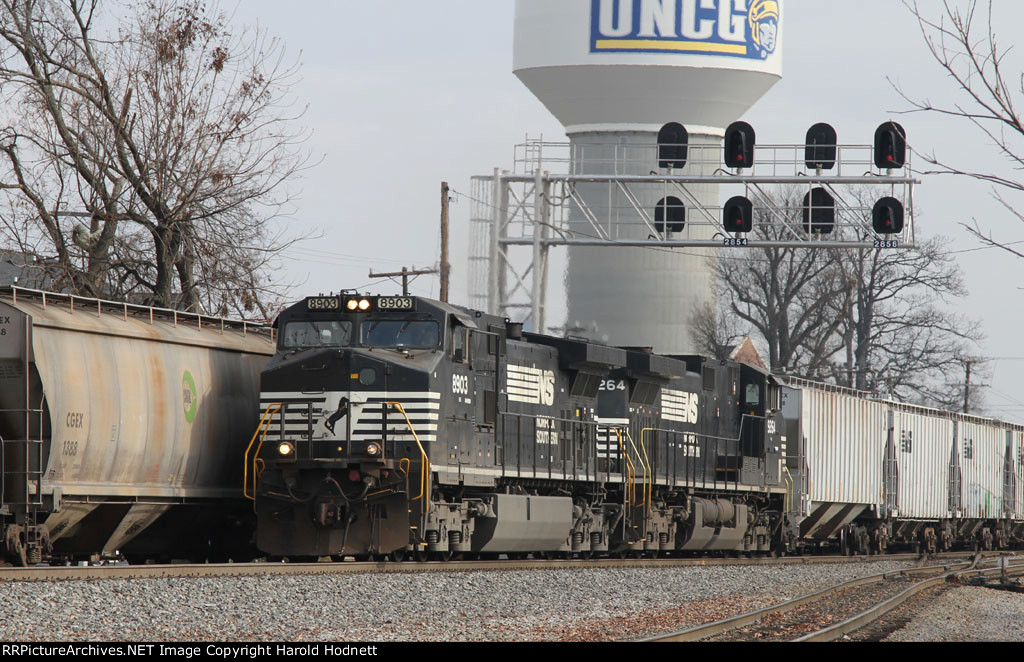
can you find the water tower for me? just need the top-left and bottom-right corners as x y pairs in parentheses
(511, 0), (783, 351)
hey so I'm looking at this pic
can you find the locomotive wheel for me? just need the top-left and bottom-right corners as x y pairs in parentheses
(388, 549), (407, 563)
(412, 547), (429, 563)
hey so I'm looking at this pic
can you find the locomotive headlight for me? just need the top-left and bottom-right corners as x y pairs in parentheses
(365, 442), (382, 457)
(346, 299), (359, 311)
(357, 298), (371, 311)
(278, 442), (295, 456)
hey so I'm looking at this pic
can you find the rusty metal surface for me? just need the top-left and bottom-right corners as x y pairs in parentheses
(0, 289), (275, 555)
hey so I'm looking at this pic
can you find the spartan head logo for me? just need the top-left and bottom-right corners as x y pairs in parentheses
(748, 0), (779, 59)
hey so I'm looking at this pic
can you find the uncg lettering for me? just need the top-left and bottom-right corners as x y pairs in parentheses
(591, 0), (779, 61)
(596, 0), (746, 42)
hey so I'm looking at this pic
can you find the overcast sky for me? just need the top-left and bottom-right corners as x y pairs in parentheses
(229, 1), (1024, 418)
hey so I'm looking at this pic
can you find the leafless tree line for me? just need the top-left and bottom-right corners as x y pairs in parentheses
(0, 0), (309, 318)
(691, 189), (983, 411)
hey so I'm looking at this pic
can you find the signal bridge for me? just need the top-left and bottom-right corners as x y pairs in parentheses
(468, 123), (920, 327)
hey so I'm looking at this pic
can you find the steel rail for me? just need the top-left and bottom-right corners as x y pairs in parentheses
(635, 556), (996, 642)
(794, 562), (1024, 642)
(0, 553), (941, 583)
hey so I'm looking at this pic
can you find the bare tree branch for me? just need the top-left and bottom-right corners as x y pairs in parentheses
(0, 0), (312, 316)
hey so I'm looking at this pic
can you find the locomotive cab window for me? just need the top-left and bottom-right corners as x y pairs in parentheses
(744, 383), (761, 406)
(361, 319), (440, 349)
(281, 321), (352, 349)
(452, 326), (469, 362)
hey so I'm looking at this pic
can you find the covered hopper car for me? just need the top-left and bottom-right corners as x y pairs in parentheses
(0, 288), (274, 565)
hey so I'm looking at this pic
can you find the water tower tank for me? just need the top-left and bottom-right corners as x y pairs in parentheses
(513, 0), (783, 352)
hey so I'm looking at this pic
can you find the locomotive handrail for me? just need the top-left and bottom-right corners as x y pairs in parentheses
(612, 428), (636, 506)
(385, 401), (430, 515)
(627, 430), (651, 510)
(641, 428), (667, 509)
(244, 403), (283, 501)
(783, 467), (794, 513)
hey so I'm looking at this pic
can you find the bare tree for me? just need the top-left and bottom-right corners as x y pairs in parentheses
(827, 235), (981, 408)
(0, 0), (308, 317)
(900, 0), (1024, 258)
(706, 190), (848, 377)
(689, 299), (748, 361)
(698, 188), (982, 409)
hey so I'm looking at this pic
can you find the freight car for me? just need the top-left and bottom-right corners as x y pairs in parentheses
(780, 378), (1024, 555)
(0, 288), (274, 566)
(250, 293), (787, 559)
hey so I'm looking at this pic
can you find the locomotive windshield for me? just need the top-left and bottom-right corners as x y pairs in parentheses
(361, 319), (439, 349)
(281, 320), (353, 349)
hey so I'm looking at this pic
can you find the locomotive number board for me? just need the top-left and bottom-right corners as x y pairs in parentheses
(306, 297), (340, 311)
(377, 297), (414, 310)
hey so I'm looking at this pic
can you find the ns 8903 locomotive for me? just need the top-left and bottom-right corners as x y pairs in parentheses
(248, 294), (786, 559)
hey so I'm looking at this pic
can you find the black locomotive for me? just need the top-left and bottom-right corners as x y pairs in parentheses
(248, 293), (786, 559)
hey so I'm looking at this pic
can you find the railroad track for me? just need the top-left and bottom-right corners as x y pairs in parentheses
(637, 554), (1024, 642)
(0, 551), (942, 582)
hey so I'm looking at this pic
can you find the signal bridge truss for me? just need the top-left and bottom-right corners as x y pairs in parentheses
(467, 138), (919, 328)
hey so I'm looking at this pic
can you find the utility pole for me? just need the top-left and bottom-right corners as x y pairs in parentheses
(440, 181), (450, 302)
(964, 359), (972, 414)
(957, 357), (988, 414)
(368, 266), (438, 296)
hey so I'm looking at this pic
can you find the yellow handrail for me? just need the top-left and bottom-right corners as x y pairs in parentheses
(783, 466), (794, 513)
(385, 401), (430, 514)
(244, 402), (282, 501)
(613, 428), (636, 506)
(635, 429), (654, 510)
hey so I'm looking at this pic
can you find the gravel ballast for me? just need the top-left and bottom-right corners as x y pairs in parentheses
(0, 561), (925, 642)
(882, 586), (1024, 642)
